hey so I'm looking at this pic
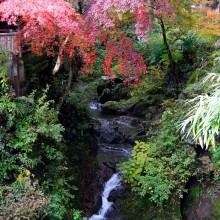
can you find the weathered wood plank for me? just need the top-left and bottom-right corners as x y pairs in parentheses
(0, 32), (18, 53)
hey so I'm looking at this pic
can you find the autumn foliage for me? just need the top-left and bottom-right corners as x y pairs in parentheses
(0, 0), (149, 80)
(0, 0), (96, 71)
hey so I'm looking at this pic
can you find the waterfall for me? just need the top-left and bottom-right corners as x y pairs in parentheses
(88, 101), (144, 219)
(89, 173), (121, 220)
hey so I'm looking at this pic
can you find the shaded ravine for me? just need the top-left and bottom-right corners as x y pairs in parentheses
(88, 102), (147, 220)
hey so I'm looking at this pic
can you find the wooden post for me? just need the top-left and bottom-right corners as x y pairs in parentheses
(12, 53), (20, 97)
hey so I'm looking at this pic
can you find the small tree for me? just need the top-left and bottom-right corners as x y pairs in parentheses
(0, 0), (96, 109)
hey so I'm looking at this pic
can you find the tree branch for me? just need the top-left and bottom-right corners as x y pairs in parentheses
(52, 36), (69, 75)
(56, 62), (73, 111)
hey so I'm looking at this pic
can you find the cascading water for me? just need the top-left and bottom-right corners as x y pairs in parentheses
(89, 173), (121, 220)
(88, 101), (146, 220)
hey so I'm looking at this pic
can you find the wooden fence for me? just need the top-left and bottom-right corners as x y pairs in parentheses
(0, 32), (21, 96)
(0, 32), (18, 54)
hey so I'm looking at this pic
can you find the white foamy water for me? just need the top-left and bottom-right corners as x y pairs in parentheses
(89, 102), (101, 110)
(89, 173), (121, 220)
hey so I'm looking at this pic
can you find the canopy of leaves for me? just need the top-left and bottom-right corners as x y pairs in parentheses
(0, 0), (96, 69)
(85, 0), (173, 41)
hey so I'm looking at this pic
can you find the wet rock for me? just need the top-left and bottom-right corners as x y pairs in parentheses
(90, 195), (102, 215)
(108, 187), (123, 203)
(98, 163), (115, 183)
(185, 183), (220, 220)
(97, 79), (130, 104)
(101, 101), (128, 115)
(105, 204), (124, 220)
(98, 88), (111, 104)
(103, 161), (116, 173)
(89, 102), (147, 218)
(98, 122), (125, 144)
(129, 130), (147, 142)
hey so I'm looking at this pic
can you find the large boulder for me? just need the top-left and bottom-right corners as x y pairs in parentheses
(97, 120), (125, 144)
(98, 88), (111, 104)
(131, 95), (164, 118)
(186, 185), (220, 220)
(97, 79), (130, 104)
(101, 101), (128, 115)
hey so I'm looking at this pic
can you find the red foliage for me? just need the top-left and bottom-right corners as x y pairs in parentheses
(102, 33), (146, 84)
(0, 0), (95, 70)
(85, 0), (173, 41)
(0, 0), (174, 82)
(83, 0), (174, 82)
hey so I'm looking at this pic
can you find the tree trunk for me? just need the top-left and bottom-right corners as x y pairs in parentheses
(158, 17), (178, 87)
(56, 63), (74, 111)
(52, 36), (69, 75)
(78, 2), (83, 14)
(218, 0), (220, 14)
(148, 0), (154, 25)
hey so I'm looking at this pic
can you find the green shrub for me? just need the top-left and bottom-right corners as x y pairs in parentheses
(120, 110), (196, 206)
(0, 86), (64, 183)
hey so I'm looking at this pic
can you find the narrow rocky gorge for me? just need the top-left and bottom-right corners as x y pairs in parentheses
(88, 101), (147, 220)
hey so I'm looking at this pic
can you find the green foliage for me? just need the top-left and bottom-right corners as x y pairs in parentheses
(66, 90), (92, 137)
(0, 85), (64, 183)
(189, 184), (201, 201)
(44, 174), (78, 219)
(186, 70), (199, 85)
(91, 45), (106, 76)
(135, 29), (164, 65)
(67, 90), (88, 113)
(23, 54), (51, 91)
(0, 51), (88, 219)
(120, 110), (196, 206)
(0, 50), (10, 94)
(25, 60), (49, 83)
(209, 147), (220, 180)
(181, 71), (220, 150)
(130, 66), (164, 97)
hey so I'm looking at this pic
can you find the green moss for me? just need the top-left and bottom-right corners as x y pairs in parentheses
(212, 198), (220, 218)
(120, 192), (181, 220)
(102, 97), (139, 114)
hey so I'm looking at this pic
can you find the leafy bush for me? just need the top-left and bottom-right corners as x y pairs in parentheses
(0, 86), (64, 183)
(130, 66), (164, 97)
(120, 110), (196, 206)
(0, 51), (89, 219)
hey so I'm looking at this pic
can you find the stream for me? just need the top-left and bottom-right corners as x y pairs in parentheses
(88, 102), (147, 220)
(89, 173), (121, 220)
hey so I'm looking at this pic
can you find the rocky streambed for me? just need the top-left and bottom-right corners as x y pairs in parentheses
(88, 102), (147, 220)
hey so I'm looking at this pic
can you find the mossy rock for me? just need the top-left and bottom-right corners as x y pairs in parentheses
(111, 83), (130, 101)
(185, 183), (220, 220)
(102, 101), (127, 115)
(97, 79), (130, 103)
(120, 192), (181, 220)
(132, 95), (163, 117)
(97, 78), (123, 97)
(101, 98), (138, 115)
